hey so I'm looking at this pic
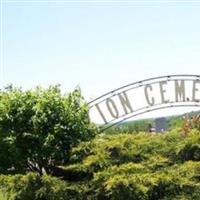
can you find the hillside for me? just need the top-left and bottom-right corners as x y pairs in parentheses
(1, 128), (200, 200)
(103, 110), (200, 134)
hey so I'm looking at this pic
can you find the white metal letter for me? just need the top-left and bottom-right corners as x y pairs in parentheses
(144, 84), (155, 106)
(95, 104), (108, 124)
(106, 98), (119, 118)
(192, 80), (200, 102)
(175, 80), (186, 102)
(118, 92), (133, 114)
(159, 81), (169, 104)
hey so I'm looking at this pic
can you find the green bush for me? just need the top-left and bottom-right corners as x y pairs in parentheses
(66, 130), (200, 199)
(1, 121), (200, 199)
(0, 86), (96, 175)
(0, 173), (41, 200)
(0, 173), (88, 200)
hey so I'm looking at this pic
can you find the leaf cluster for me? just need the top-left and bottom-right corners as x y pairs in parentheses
(0, 86), (96, 175)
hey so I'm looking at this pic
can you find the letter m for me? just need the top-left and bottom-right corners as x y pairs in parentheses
(175, 80), (186, 102)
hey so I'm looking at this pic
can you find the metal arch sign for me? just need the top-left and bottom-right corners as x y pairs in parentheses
(88, 75), (200, 131)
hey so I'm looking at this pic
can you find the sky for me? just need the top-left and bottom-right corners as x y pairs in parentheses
(1, 0), (200, 121)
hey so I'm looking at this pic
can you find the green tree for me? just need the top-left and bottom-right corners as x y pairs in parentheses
(0, 85), (96, 175)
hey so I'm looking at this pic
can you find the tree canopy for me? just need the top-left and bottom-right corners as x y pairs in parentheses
(0, 85), (96, 175)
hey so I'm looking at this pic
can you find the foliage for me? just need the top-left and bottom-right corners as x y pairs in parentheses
(104, 119), (153, 134)
(104, 111), (200, 135)
(181, 115), (200, 135)
(68, 129), (200, 199)
(0, 86), (96, 175)
(0, 86), (200, 199)
(0, 173), (86, 200)
(1, 129), (200, 199)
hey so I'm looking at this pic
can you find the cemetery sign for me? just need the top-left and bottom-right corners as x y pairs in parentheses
(88, 75), (200, 130)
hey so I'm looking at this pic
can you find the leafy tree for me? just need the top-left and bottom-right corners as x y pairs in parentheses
(0, 85), (96, 175)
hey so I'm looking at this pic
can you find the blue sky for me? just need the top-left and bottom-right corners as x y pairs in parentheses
(1, 1), (200, 102)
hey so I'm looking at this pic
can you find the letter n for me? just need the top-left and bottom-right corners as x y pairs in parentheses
(118, 92), (133, 114)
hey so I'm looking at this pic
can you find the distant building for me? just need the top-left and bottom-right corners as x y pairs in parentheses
(155, 117), (167, 133)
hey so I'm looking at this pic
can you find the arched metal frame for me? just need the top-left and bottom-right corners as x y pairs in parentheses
(88, 75), (200, 132)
